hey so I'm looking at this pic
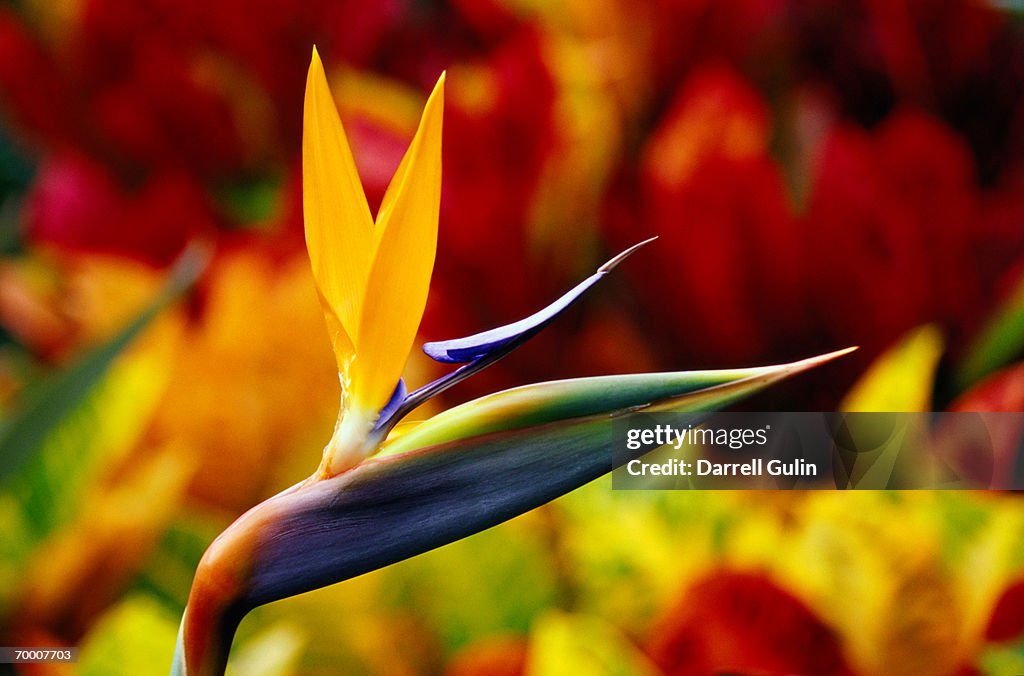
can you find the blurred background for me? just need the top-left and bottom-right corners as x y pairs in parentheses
(1, 0), (1024, 673)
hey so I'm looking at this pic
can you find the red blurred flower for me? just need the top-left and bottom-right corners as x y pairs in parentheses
(986, 578), (1024, 645)
(0, 0), (410, 262)
(787, 0), (1024, 218)
(642, 0), (788, 92)
(947, 363), (1024, 486)
(436, 29), (555, 319)
(608, 62), (1023, 406)
(647, 570), (854, 676)
(807, 108), (995, 361)
(26, 154), (218, 264)
(0, 9), (74, 144)
(606, 64), (810, 366)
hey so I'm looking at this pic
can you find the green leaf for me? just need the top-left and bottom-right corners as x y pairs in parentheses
(0, 244), (207, 485)
(959, 277), (1024, 390)
(216, 177), (283, 228)
(0, 247), (207, 617)
(0, 493), (34, 612)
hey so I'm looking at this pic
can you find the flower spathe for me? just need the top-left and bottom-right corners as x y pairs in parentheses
(171, 48), (853, 676)
(303, 50), (654, 476)
(303, 47), (445, 475)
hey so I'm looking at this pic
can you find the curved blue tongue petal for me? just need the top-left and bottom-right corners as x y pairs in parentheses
(423, 237), (657, 364)
(371, 239), (657, 438)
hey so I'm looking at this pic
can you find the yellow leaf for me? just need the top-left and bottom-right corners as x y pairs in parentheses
(841, 325), (944, 412)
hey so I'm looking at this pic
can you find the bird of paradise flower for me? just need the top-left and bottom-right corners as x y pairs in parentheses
(171, 48), (853, 675)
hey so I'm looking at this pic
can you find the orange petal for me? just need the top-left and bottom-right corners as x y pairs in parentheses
(302, 46), (374, 369)
(349, 73), (445, 413)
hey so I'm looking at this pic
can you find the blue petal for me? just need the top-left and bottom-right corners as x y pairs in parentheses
(376, 379), (407, 424)
(421, 273), (593, 364)
(371, 238), (657, 438)
(423, 237), (657, 364)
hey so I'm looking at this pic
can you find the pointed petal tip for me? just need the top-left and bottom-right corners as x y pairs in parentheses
(777, 346), (858, 376)
(425, 71), (446, 110)
(351, 69), (446, 414)
(811, 345), (859, 363)
(598, 237), (659, 273)
(308, 45), (325, 75)
(302, 37), (374, 370)
(304, 46), (333, 107)
(638, 346), (859, 416)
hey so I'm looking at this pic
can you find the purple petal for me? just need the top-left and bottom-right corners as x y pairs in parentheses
(370, 238), (656, 438)
(376, 379), (407, 424)
(423, 237), (657, 364)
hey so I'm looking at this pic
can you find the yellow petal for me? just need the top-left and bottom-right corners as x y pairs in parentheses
(349, 73), (445, 413)
(302, 47), (374, 369)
